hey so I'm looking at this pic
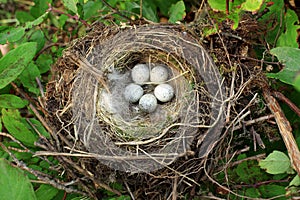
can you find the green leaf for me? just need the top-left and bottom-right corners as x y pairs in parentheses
(207, 0), (226, 11)
(30, 0), (52, 18)
(294, 74), (300, 92)
(153, 0), (178, 16)
(35, 184), (59, 200)
(245, 188), (260, 198)
(0, 42), (37, 89)
(268, 47), (300, 86)
(19, 62), (41, 95)
(58, 15), (69, 29)
(259, 150), (291, 174)
(83, 1), (103, 20)
(168, 1), (186, 23)
(235, 159), (268, 183)
(1, 109), (38, 147)
(28, 30), (45, 53)
(0, 26), (25, 44)
(35, 54), (53, 74)
(0, 158), (36, 200)
(15, 11), (35, 23)
(142, 0), (159, 22)
(62, 0), (79, 14)
(0, 94), (28, 109)
(241, 0), (264, 12)
(289, 175), (300, 187)
(27, 118), (51, 139)
(277, 9), (300, 48)
(25, 12), (49, 30)
(257, 0), (284, 46)
(259, 185), (286, 199)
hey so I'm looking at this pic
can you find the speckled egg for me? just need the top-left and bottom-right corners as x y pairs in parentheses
(154, 84), (174, 102)
(139, 94), (157, 113)
(124, 83), (144, 103)
(131, 64), (150, 84)
(150, 65), (169, 83)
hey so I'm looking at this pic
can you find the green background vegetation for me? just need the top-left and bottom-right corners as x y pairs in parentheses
(0, 0), (300, 199)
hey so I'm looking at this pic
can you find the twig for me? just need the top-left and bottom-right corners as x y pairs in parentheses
(262, 84), (300, 175)
(234, 179), (289, 189)
(203, 158), (270, 200)
(33, 43), (65, 61)
(10, 82), (58, 147)
(123, 178), (135, 200)
(172, 176), (178, 200)
(221, 153), (266, 170)
(0, 132), (30, 152)
(229, 54), (281, 65)
(273, 91), (300, 118)
(0, 142), (87, 196)
(100, 0), (132, 21)
(47, 3), (90, 27)
(232, 114), (274, 131)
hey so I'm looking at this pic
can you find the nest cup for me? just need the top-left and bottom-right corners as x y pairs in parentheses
(96, 50), (194, 141)
(61, 25), (226, 173)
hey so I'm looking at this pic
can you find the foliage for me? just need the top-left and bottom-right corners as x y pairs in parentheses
(207, 0), (264, 29)
(268, 47), (300, 91)
(207, 0), (300, 91)
(0, 158), (36, 200)
(0, 0), (299, 199)
(259, 150), (292, 174)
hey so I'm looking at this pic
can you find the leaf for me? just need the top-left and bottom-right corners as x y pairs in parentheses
(259, 185), (286, 200)
(35, 54), (53, 74)
(207, 0), (226, 11)
(24, 12), (49, 30)
(245, 188), (260, 198)
(236, 159), (268, 183)
(259, 150), (291, 174)
(0, 158), (36, 200)
(28, 30), (45, 53)
(19, 62), (41, 95)
(277, 9), (300, 48)
(0, 42), (37, 89)
(294, 74), (300, 92)
(0, 94), (28, 109)
(289, 175), (300, 186)
(241, 0), (264, 12)
(168, 1), (186, 23)
(83, 1), (103, 20)
(35, 184), (59, 200)
(142, 0), (159, 22)
(153, 0), (178, 16)
(257, 0), (284, 46)
(58, 15), (69, 29)
(62, 0), (79, 14)
(30, 0), (52, 18)
(15, 11), (35, 23)
(1, 109), (38, 147)
(267, 47), (300, 86)
(27, 118), (51, 139)
(0, 26), (25, 44)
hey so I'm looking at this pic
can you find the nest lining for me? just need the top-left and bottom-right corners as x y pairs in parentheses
(96, 50), (196, 141)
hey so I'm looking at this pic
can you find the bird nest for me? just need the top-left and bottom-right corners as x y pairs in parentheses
(46, 24), (226, 174)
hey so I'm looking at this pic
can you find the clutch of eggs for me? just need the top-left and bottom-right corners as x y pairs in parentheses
(123, 63), (175, 113)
